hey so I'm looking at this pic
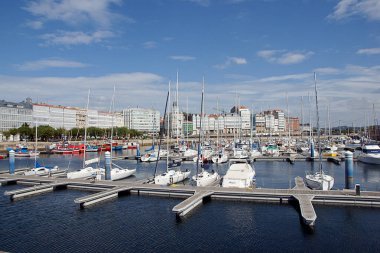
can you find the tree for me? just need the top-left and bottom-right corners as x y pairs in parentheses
(37, 125), (55, 141)
(18, 123), (32, 140)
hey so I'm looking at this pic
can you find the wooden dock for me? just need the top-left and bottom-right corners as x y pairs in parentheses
(1, 174), (380, 227)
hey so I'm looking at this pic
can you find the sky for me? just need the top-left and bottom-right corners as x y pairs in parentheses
(0, 0), (379, 127)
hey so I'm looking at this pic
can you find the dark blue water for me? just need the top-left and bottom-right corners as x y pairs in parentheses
(1, 152), (380, 252)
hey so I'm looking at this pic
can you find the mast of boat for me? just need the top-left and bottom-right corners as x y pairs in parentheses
(301, 96), (303, 140)
(176, 71), (179, 145)
(153, 84), (170, 180)
(286, 91), (290, 147)
(83, 89), (90, 169)
(314, 73), (323, 174)
(186, 96), (189, 146)
(308, 92), (312, 141)
(216, 96), (219, 149)
(196, 78), (205, 179)
(109, 85), (116, 167)
(167, 81), (171, 172)
(34, 120), (38, 167)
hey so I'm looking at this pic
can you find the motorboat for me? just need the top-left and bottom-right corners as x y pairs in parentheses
(357, 145), (380, 165)
(222, 159), (255, 189)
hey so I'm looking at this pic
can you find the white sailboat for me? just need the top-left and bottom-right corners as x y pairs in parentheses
(222, 159), (255, 188)
(193, 78), (220, 186)
(155, 81), (190, 186)
(67, 89), (102, 179)
(24, 122), (59, 176)
(103, 85), (136, 181)
(305, 73), (334, 190)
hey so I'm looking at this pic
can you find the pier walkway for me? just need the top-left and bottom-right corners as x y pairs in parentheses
(1, 174), (380, 227)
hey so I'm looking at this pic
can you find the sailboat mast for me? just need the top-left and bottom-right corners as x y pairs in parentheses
(167, 81), (171, 172)
(176, 71), (179, 145)
(217, 97), (219, 148)
(196, 78), (204, 178)
(34, 121), (38, 167)
(314, 73), (323, 173)
(110, 85), (116, 165)
(83, 89), (90, 169)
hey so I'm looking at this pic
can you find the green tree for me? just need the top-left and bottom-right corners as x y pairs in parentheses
(18, 123), (32, 140)
(36, 125), (55, 141)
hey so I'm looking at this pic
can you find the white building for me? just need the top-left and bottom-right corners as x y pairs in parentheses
(123, 108), (160, 133)
(0, 98), (33, 132)
(33, 104), (77, 129)
(169, 101), (183, 138)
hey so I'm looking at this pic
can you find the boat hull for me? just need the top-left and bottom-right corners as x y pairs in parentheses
(154, 170), (191, 185)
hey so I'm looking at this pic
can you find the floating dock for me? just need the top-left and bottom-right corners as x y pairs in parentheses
(1, 174), (380, 228)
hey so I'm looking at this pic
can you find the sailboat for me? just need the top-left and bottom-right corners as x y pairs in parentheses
(67, 89), (102, 179)
(154, 81), (190, 186)
(24, 122), (59, 176)
(103, 86), (136, 180)
(305, 73), (334, 190)
(193, 78), (220, 186)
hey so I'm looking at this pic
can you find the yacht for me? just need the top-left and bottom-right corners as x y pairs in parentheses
(193, 170), (220, 187)
(211, 151), (228, 164)
(357, 145), (380, 165)
(222, 159), (255, 189)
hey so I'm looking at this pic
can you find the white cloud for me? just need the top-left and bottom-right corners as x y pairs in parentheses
(328, 0), (380, 21)
(214, 57), (247, 69)
(40, 30), (114, 46)
(25, 20), (43, 29)
(313, 67), (341, 75)
(185, 0), (211, 7)
(257, 50), (313, 65)
(0, 72), (165, 111)
(170, 55), (196, 61)
(15, 59), (89, 71)
(357, 48), (380, 55)
(143, 41), (157, 49)
(23, 0), (127, 28)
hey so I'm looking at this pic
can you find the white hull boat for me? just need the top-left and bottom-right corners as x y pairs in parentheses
(305, 172), (334, 190)
(24, 166), (59, 176)
(110, 168), (136, 181)
(211, 154), (228, 164)
(222, 159), (255, 189)
(67, 167), (102, 179)
(357, 145), (380, 165)
(154, 169), (191, 185)
(192, 170), (220, 187)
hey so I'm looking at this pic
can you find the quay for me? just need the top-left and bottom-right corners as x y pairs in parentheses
(1, 174), (380, 228)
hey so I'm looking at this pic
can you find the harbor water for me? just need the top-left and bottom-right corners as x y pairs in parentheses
(1, 151), (380, 252)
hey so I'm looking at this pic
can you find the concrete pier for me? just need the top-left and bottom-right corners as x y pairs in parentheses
(74, 186), (133, 208)
(4, 182), (68, 200)
(172, 190), (214, 217)
(2, 174), (380, 227)
(292, 177), (317, 226)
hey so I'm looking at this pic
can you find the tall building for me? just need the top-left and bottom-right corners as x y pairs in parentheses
(169, 101), (183, 138)
(123, 108), (160, 133)
(33, 104), (77, 129)
(254, 109), (286, 136)
(0, 98), (33, 132)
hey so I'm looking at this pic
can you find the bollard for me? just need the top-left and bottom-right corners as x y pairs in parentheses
(136, 144), (141, 158)
(345, 151), (354, 189)
(105, 151), (111, 180)
(9, 150), (15, 175)
(355, 184), (360, 196)
(310, 140), (315, 159)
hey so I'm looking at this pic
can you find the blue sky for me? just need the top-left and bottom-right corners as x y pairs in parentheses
(0, 0), (379, 127)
